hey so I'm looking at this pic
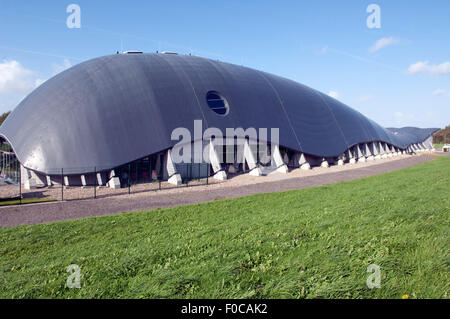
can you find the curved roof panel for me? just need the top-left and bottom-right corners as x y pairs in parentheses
(0, 53), (438, 174)
(386, 127), (439, 144)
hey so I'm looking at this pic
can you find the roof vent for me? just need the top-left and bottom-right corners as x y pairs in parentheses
(161, 51), (178, 55)
(123, 50), (143, 54)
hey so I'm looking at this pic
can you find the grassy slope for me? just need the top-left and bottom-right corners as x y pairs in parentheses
(0, 157), (449, 299)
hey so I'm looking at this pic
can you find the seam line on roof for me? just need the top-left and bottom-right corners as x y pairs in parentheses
(161, 55), (209, 128)
(257, 71), (303, 152)
(315, 92), (350, 151)
(200, 57), (238, 128)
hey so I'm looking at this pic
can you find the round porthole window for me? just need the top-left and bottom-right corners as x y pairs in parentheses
(206, 91), (229, 116)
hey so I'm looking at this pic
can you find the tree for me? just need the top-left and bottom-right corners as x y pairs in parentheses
(433, 125), (450, 144)
(0, 111), (11, 126)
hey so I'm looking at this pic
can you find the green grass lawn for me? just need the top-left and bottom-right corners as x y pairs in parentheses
(0, 157), (449, 299)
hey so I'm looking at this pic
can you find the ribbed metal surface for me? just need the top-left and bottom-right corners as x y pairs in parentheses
(0, 53), (439, 175)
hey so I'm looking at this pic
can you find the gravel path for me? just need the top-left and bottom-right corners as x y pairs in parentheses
(0, 154), (436, 228)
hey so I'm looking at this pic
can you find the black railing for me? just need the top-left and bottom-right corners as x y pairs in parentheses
(0, 162), (215, 205)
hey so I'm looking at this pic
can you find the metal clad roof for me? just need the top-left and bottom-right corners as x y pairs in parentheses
(0, 53), (439, 174)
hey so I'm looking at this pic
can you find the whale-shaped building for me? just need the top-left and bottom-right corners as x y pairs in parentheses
(0, 52), (438, 187)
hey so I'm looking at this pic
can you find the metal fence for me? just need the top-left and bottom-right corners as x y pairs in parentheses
(0, 162), (215, 206)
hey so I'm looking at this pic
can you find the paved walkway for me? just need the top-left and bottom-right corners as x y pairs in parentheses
(0, 155), (436, 228)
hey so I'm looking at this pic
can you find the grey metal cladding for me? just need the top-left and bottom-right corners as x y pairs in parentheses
(0, 53), (439, 175)
(386, 127), (439, 144)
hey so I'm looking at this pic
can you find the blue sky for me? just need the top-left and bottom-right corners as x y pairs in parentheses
(0, 0), (449, 128)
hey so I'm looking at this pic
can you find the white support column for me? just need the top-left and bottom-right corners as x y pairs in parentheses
(386, 144), (393, 158)
(23, 171), (36, 190)
(337, 154), (344, 166)
(365, 143), (374, 161)
(419, 143), (426, 151)
(46, 175), (52, 187)
(298, 152), (311, 170)
(394, 146), (400, 156)
(244, 140), (262, 176)
(81, 175), (87, 187)
(423, 137), (433, 150)
(373, 142), (381, 160)
(348, 148), (356, 164)
(209, 139), (227, 180)
(108, 170), (121, 189)
(21, 166), (37, 190)
(272, 144), (288, 173)
(97, 172), (104, 186)
(166, 149), (182, 185)
(356, 144), (366, 163)
(64, 176), (70, 187)
(381, 142), (388, 159)
(20, 165), (29, 184)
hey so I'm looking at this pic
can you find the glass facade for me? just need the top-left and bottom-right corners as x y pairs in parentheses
(0, 141), (20, 184)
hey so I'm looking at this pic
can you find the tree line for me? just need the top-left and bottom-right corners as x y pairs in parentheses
(433, 126), (450, 144)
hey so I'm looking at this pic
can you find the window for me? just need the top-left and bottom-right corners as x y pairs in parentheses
(206, 91), (229, 115)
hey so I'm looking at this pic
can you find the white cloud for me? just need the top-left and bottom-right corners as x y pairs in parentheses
(0, 60), (44, 113)
(0, 60), (41, 93)
(319, 45), (328, 55)
(328, 90), (340, 99)
(394, 111), (416, 125)
(356, 95), (373, 104)
(394, 111), (404, 119)
(407, 61), (450, 75)
(433, 89), (446, 96)
(369, 37), (399, 53)
(433, 88), (450, 97)
(52, 58), (72, 75)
